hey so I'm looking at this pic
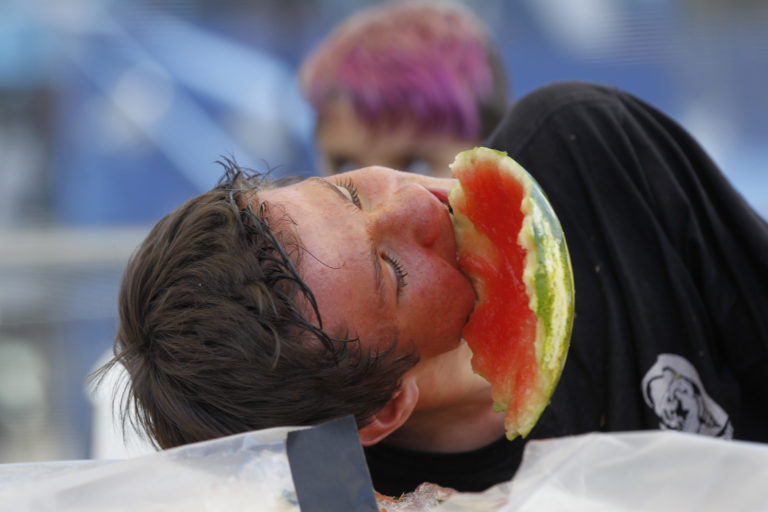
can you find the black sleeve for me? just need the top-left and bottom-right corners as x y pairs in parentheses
(485, 81), (768, 442)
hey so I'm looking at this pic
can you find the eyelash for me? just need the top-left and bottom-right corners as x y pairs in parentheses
(338, 178), (362, 208)
(337, 178), (407, 297)
(384, 253), (408, 296)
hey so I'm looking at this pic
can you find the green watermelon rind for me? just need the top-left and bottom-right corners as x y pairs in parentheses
(449, 147), (574, 439)
(519, 156), (574, 437)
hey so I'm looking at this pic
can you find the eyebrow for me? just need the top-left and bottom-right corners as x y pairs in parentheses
(309, 178), (387, 307)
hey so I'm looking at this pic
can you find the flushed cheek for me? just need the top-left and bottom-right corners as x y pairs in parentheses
(406, 264), (475, 358)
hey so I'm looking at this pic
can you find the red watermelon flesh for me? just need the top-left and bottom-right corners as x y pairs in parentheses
(449, 147), (574, 439)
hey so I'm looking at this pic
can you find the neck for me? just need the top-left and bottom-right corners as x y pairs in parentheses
(384, 397), (506, 452)
(383, 341), (507, 453)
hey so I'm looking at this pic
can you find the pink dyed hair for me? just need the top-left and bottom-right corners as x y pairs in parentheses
(299, 0), (508, 141)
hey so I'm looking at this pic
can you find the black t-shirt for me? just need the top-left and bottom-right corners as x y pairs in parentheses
(365, 81), (768, 496)
(365, 434), (524, 496)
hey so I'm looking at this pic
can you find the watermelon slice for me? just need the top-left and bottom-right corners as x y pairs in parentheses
(448, 147), (574, 439)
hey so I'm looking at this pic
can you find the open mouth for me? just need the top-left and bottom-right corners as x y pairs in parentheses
(429, 188), (454, 215)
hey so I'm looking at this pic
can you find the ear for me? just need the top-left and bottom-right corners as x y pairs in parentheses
(358, 375), (419, 446)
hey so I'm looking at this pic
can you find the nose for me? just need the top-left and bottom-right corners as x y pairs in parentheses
(370, 181), (442, 247)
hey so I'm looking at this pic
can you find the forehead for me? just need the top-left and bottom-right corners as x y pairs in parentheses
(317, 97), (417, 156)
(257, 181), (352, 267)
(257, 179), (396, 342)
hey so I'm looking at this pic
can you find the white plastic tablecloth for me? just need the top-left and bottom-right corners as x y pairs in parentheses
(2, 429), (767, 511)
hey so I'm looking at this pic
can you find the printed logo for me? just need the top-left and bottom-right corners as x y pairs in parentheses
(641, 354), (733, 439)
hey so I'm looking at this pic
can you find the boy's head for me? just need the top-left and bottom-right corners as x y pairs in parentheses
(110, 161), (420, 449)
(300, 0), (508, 177)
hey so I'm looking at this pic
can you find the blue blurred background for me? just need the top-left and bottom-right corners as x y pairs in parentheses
(0, 0), (766, 463)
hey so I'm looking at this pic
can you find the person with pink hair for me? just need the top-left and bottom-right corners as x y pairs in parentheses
(299, 0), (508, 177)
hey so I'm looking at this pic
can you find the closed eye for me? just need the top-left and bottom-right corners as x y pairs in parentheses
(382, 252), (408, 298)
(337, 178), (362, 208)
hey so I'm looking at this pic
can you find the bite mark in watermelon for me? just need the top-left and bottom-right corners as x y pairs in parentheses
(448, 147), (574, 439)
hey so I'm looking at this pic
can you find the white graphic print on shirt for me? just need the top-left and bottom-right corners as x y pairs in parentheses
(641, 354), (733, 439)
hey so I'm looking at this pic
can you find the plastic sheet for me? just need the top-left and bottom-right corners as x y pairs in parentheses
(3, 429), (767, 511)
(0, 415), (379, 512)
(0, 426), (300, 512)
(436, 431), (768, 511)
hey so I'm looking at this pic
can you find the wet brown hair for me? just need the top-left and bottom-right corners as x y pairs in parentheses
(99, 160), (418, 449)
